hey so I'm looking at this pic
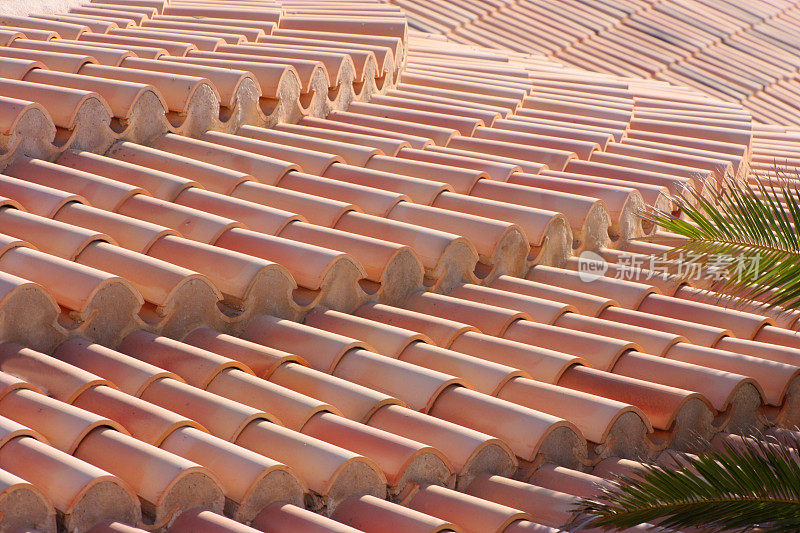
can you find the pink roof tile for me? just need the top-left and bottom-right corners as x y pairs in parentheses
(0, 0), (798, 530)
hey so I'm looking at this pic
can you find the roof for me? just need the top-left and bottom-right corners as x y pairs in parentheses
(0, 0), (795, 532)
(391, 0), (800, 126)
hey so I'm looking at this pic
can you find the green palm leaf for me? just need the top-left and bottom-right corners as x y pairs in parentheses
(642, 167), (800, 312)
(576, 435), (800, 532)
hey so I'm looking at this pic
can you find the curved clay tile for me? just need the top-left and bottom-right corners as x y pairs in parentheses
(425, 144), (546, 176)
(251, 502), (363, 533)
(269, 361), (401, 424)
(79, 32), (197, 57)
(301, 411), (453, 496)
(208, 367), (339, 431)
(53, 337), (181, 397)
(305, 308), (429, 358)
(278, 15), (407, 45)
(0, 343), (110, 403)
(323, 164), (447, 206)
(258, 37), (389, 98)
(153, 14), (275, 34)
(330, 110), (457, 146)
(449, 331), (580, 384)
(106, 141), (249, 194)
(0, 435), (141, 531)
(167, 507), (264, 532)
(273, 28), (404, 68)
(388, 202), (528, 279)
(0, 208), (108, 260)
(400, 69), (527, 103)
(0, 96), (49, 160)
(664, 343), (799, 408)
(78, 64), (219, 135)
(637, 292), (772, 339)
(432, 192), (575, 265)
(530, 463), (610, 498)
(0, 26), (59, 41)
(0, 247), (143, 345)
(142, 19), (265, 42)
(234, 180), (356, 227)
(405, 291), (525, 338)
(244, 314), (370, 373)
(395, 147), (519, 181)
(0, 56), (43, 80)
(373, 94), (502, 127)
(183, 328), (305, 379)
(0, 78), (114, 152)
(489, 276), (614, 317)
(217, 43), (358, 109)
(109, 27), (225, 51)
(73, 384), (204, 446)
(430, 384), (587, 466)
(334, 348), (465, 413)
(497, 377), (651, 459)
(116, 192), (241, 244)
(151, 133), (298, 185)
(68, 7), (149, 26)
(75, 242), (225, 336)
(465, 475), (576, 530)
(288, 217), (420, 286)
(241, 125), (380, 166)
(398, 341), (523, 396)
(161, 5), (281, 24)
(121, 57), (261, 130)
(56, 10), (136, 29)
(74, 426), (225, 528)
(0, 29), (23, 46)
(85, 1), (159, 17)
(556, 365), (716, 448)
(279, 121), (408, 156)
(0, 169), (89, 217)
(159, 55), (303, 125)
(502, 320), (638, 372)
(0, 467), (56, 532)
(60, 37), (168, 59)
(279, 172), (403, 219)
(554, 313), (682, 357)
(0, 16), (88, 40)
(147, 234), (299, 319)
(140, 373), (277, 439)
(234, 419), (387, 515)
(0, 388), (126, 454)
(403, 483), (530, 533)
(30, 13), (120, 34)
(59, 150), (193, 201)
(120, 330), (252, 388)
(202, 129), (343, 175)
(189, 49), (330, 117)
(301, 115), (430, 150)
(216, 227), (368, 311)
(160, 426), (306, 524)
(517, 172), (651, 241)
(25, 69), (168, 142)
(394, 82), (520, 114)
(333, 493), (457, 533)
(54, 203), (174, 253)
(449, 284), (573, 325)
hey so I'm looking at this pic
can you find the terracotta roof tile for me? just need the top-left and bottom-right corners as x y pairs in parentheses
(0, 0), (799, 529)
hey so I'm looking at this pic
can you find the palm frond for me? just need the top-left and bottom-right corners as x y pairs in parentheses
(642, 167), (800, 312)
(577, 434), (800, 532)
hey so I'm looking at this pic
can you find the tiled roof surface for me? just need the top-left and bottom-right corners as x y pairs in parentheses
(391, 0), (800, 126)
(0, 0), (795, 532)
